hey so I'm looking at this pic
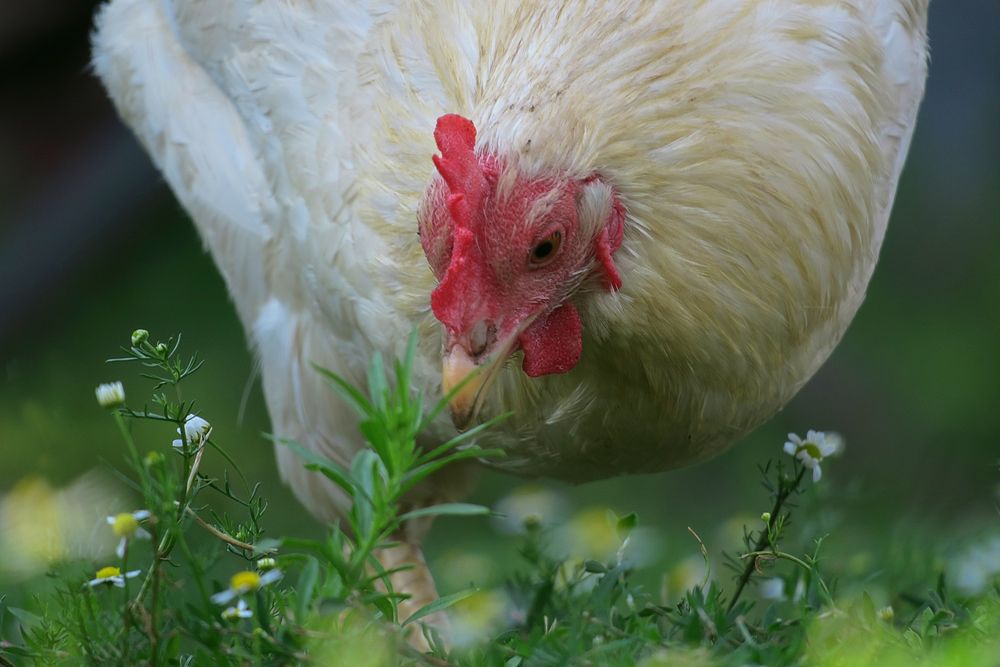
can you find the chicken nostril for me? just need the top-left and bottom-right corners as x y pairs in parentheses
(468, 320), (493, 357)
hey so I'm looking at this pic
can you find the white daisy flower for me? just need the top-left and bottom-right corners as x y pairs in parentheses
(87, 565), (141, 588)
(210, 569), (282, 605)
(221, 599), (253, 621)
(758, 577), (786, 600)
(106, 510), (152, 558)
(783, 430), (843, 482)
(172, 414), (212, 450)
(492, 485), (569, 534)
(95, 382), (125, 408)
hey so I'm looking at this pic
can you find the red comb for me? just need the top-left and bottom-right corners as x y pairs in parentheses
(432, 114), (486, 233)
(430, 114), (488, 331)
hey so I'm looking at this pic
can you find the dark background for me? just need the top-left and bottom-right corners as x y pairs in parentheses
(1, 1), (998, 597)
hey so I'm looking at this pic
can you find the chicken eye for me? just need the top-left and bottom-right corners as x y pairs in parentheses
(529, 231), (562, 268)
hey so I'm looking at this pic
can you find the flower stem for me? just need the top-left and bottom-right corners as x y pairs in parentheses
(148, 522), (161, 666)
(112, 412), (145, 488)
(727, 464), (806, 612)
(185, 505), (262, 552)
(740, 550), (811, 571)
(121, 542), (131, 665)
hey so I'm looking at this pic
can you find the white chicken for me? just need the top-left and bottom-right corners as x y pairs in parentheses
(92, 0), (929, 620)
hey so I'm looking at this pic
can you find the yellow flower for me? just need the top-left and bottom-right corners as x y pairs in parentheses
(87, 565), (140, 588)
(559, 507), (619, 560)
(1, 473), (127, 581)
(449, 589), (510, 646)
(211, 568), (282, 604)
(106, 510), (151, 558)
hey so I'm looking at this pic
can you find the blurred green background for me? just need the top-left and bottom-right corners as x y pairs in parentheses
(1, 2), (998, 606)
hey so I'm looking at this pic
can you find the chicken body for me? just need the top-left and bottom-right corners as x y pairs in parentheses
(93, 0), (928, 618)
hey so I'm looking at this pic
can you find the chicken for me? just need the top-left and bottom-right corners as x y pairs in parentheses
(92, 0), (929, 623)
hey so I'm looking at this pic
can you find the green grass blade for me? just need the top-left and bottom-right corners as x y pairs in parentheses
(401, 588), (480, 627)
(397, 503), (491, 522)
(311, 363), (373, 416)
(416, 413), (511, 465)
(272, 436), (355, 497)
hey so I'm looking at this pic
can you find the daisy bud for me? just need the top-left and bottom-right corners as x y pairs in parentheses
(256, 557), (277, 571)
(131, 329), (149, 347)
(761, 512), (771, 523)
(155, 342), (168, 356)
(878, 605), (894, 622)
(95, 382), (125, 408)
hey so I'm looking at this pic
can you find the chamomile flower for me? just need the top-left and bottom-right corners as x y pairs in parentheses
(221, 598), (253, 621)
(210, 568), (282, 605)
(783, 430), (843, 482)
(94, 382), (125, 408)
(106, 510), (152, 558)
(171, 414), (212, 450)
(87, 565), (140, 588)
(758, 577), (786, 600)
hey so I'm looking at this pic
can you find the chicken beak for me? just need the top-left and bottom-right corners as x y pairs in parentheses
(442, 347), (481, 430)
(441, 335), (517, 430)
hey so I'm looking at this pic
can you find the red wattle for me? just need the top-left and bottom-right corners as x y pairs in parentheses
(518, 303), (583, 377)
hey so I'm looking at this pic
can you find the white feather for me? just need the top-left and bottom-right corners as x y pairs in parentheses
(93, 0), (929, 515)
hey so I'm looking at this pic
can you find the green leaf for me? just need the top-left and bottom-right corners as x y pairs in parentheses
(361, 564), (415, 588)
(312, 364), (373, 416)
(398, 503), (491, 522)
(273, 437), (355, 497)
(165, 633), (181, 660)
(0, 644), (37, 658)
(402, 588), (479, 626)
(401, 447), (505, 496)
(295, 556), (320, 621)
(366, 592), (401, 621)
(917, 606), (936, 636)
(206, 438), (249, 489)
(396, 330), (418, 408)
(861, 591), (877, 624)
(368, 353), (387, 413)
(590, 563), (626, 611)
(359, 418), (392, 470)
(415, 414), (510, 465)
(350, 450), (379, 538)
(903, 627), (924, 650)
(616, 512), (639, 539)
(6, 607), (41, 630)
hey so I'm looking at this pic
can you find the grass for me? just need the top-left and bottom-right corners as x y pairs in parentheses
(0, 328), (998, 666)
